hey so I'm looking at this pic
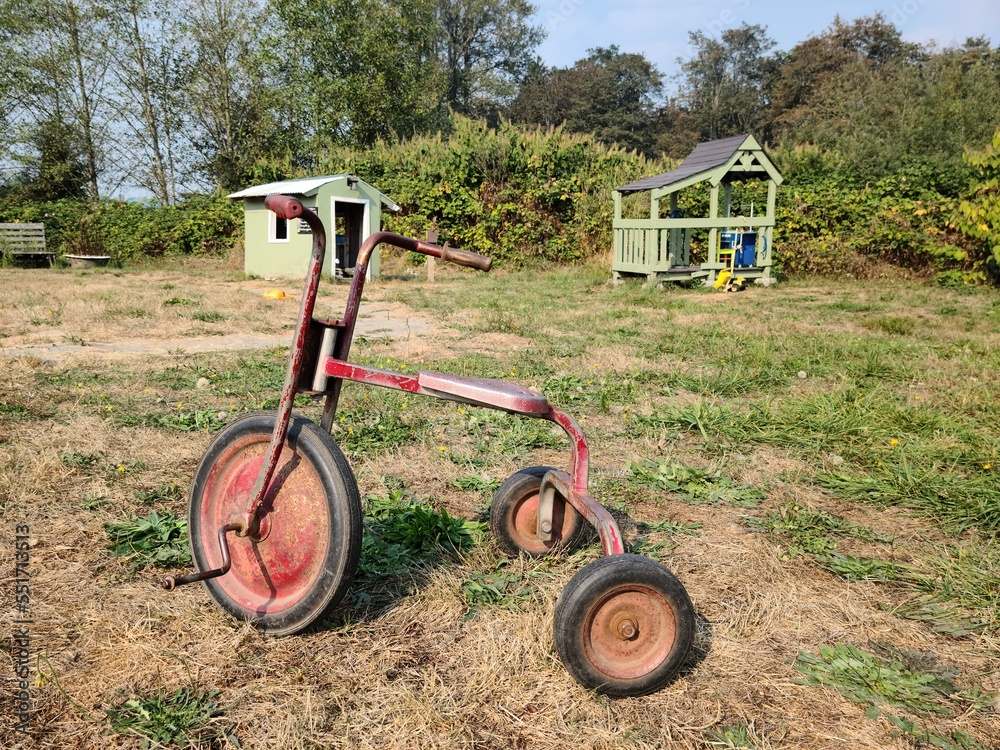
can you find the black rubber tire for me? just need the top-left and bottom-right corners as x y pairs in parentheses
(188, 411), (362, 635)
(489, 466), (586, 557)
(553, 554), (695, 697)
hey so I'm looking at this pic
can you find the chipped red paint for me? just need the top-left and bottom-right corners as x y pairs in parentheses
(198, 432), (331, 612)
(324, 360), (422, 393)
(417, 371), (550, 413)
(544, 408), (590, 496)
(240, 196), (328, 534)
(540, 470), (625, 556)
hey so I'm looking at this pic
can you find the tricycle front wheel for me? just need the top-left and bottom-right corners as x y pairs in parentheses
(188, 411), (362, 635)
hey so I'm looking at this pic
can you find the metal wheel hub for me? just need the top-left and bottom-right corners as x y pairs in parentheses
(584, 585), (677, 680)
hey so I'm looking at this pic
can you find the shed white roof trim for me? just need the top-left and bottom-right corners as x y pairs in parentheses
(228, 174), (400, 211)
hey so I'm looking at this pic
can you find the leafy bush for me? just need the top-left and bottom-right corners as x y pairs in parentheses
(0, 193), (242, 264)
(105, 511), (191, 570)
(358, 489), (482, 579)
(2, 117), (997, 284)
(953, 127), (1000, 284)
(320, 116), (667, 266)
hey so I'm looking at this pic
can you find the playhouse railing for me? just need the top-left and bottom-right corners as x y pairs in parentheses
(612, 222), (673, 274)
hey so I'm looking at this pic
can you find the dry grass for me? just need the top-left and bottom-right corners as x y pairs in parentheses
(1, 262), (998, 749)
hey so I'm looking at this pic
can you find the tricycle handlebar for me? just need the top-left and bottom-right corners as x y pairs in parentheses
(438, 244), (492, 271)
(263, 194), (491, 272)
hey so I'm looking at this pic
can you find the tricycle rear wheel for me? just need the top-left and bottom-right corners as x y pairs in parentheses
(188, 411), (362, 635)
(489, 466), (585, 557)
(553, 554), (695, 697)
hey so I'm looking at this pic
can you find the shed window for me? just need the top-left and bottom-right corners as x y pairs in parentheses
(269, 211), (290, 243)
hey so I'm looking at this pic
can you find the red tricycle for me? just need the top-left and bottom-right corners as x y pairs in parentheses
(163, 195), (695, 697)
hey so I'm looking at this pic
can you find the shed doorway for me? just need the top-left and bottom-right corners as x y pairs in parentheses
(332, 198), (369, 277)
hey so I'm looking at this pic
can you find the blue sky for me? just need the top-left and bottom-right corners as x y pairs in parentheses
(533, 0), (998, 91)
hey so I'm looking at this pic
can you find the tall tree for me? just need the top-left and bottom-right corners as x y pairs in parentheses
(677, 23), (776, 142)
(437, 0), (544, 118)
(1, 0), (110, 198)
(261, 0), (443, 168)
(768, 14), (920, 135)
(43, 0), (110, 198)
(509, 46), (664, 155)
(183, 0), (268, 192)
(108, 0), (189, 204)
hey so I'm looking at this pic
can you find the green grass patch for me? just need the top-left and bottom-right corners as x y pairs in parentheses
(818, 466), (1000, 534)
(635, 518), (703, 535)
(358, 490), (482, 580)
(863, 315), (917, 335)
(134, 483), (185, 506)
(461, 570), (530, 620)
(334, 400), (429, 455)
(155, 409), (229, 433)
(107, 305), (152, 319)
(901, 542), (999, 634)
(704, 723), (760, 748)
(887, 716), (989, 750)
(458, 409), (562, 463)
(60, 450), (101, 469)
(814, 553), (906, 582)
(105, 511), (191, 570)
(747, 502), (893, 558)
(826, 298), (884, 313)
(105, 685), (235, 748)
(541, 374), (636, 412)
(794, 643), (992, 719)
(190, 309), (226, 323)
(629, 460), (765, 507)
(635, 400), (752, 445)
(450, 474), (501, 495)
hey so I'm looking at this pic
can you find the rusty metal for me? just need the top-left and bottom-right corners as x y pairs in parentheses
(162, 522), (241, 590)
(538, 469), (624, 556)
(194, 424), (335, 615)
(320, 231), (491, 428)
(583, 585), (677, 680)
(239, 195), (327, 537)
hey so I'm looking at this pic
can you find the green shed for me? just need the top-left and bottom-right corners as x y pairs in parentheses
(229, 175), (400, 279)
(612, 134), (782, 286)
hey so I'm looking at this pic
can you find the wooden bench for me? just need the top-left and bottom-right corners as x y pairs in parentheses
(0, 223), (54, 266)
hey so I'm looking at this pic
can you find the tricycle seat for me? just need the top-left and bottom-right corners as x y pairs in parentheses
(417, 371), (550, 415)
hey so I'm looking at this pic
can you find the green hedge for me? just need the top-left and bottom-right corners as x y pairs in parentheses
(0, 194), (242, 264)
(318, 117), (671, 266)
(1, 118), (996, 285)
(774, 162), (994, 285)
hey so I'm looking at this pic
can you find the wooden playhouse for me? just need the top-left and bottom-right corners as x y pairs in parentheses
(612, 134), (783, 285)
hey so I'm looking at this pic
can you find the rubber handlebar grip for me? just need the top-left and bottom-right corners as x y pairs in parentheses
(264, 195), (305, 220)
(440, 246), (492, 271)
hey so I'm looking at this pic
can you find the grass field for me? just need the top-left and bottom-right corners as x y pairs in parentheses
(1, 260), (998, 749)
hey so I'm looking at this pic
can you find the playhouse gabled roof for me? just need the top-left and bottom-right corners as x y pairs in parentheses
(228, 174), (400, 211)
(616, 134), (782, 196)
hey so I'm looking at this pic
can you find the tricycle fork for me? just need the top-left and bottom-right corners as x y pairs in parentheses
(539, 409), (625, 556)
(235, 195), (329, 539)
